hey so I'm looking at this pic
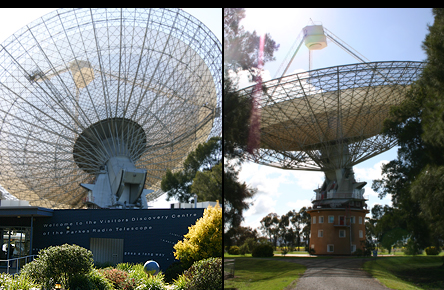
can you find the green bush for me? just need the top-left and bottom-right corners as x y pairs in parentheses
(127, 263), (147, 286)
(244, 238), (258, 253)
(0, 273), (12, 287)
(252, 244), (274, 257)
(404, 238), (422, 255)
(180, 257), (222, 290)
(69, 273), (94, 290)
(425, 246), (440, 255)
(21, 244), (94, 289)
(1, 273), (39, 290)
(115, 262), (134, 272)
(88, 269), (114, 290)
(133, 273), (167, 290)
(228, 245), (240, 255)
(173, 273), (190, 290)
(239, 243), (249, 255)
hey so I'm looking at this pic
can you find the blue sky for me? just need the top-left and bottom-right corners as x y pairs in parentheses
(0, 8), (222, 209)
(234, 8), (434, 231)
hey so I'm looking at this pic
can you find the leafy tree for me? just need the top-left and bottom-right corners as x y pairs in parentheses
(373, 9), (444, 250)
(223, 76), (252, 159)
(223, 8), (279, 159)
(223, 8), (279, 249)
(223, 163), (256, 247)
(408, 8), (444, 243)
(298, 207), (311, 250)
(260, 213), (280, 250)
(278, 213), (290, 254)
(287, 208), (307, 249)
(227, 226), (258, 248)
(224, 8), (279, 75)
(190, 163), (222, 202)
(161, 137), (221, 203)
(173, 204), (222, 269)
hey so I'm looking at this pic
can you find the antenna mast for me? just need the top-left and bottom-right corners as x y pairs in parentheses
(275, 21), (371, 77)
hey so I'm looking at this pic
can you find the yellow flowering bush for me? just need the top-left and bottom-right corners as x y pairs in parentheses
(173, 203), (222, 268)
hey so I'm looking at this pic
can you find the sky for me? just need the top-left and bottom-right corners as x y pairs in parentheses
(0, 8), (222, 209)
(233, 8), (434, 232)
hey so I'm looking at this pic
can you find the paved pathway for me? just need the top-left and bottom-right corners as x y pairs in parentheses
(274, 256), (390, 290)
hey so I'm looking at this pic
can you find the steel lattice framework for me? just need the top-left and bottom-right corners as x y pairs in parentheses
(237, 61), (424, 172)
(0, 8), (221, 209)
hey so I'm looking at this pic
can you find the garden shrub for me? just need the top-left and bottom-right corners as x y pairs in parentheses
(0, 273), (39, 290)
(173, 204), (222, 268)
(21, 244), (93, 289)
(0, 273), (11, 288)
(425, 246), (440, 255)
(180, 257), (222, 290)
(173, 273), (190, 290)
(116, 262), (134, 272)
(127, 263), (147, 285)
(100, 268), (136, 290)
(244, 237), (258, 253)
(88, 269), (114, 290)
(239, 243), (249, 255)
(228, 245), (240, 255)
(404, 238), (422, 255)
(252, 244), (274, 257)
(68, 273), (94, 290)
(133, 273), (167, 290)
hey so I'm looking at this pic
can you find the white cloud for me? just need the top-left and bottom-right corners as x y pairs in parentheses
(286, 199), (312, 211)
(289, 170), (324, 190)
(354, 160), (389, 182)
(239, 163), (290, 198)
(244, 194), (276, 217)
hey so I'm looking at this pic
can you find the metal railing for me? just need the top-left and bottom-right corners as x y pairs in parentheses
(313, 191), (369, 201)
(0, 255), (36, 274)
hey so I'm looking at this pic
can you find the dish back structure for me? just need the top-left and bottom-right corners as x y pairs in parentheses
(237, 61), (424, 204)
(0, 8), (221, 209)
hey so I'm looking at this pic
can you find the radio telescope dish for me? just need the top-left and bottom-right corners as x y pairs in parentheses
(238, 61), (424, 176)
(0, 8), (221, 209)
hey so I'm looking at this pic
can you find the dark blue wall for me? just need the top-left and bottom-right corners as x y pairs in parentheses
(32, 208), (204, 270)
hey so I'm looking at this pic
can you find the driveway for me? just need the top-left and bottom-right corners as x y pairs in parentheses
(276, 257), (390, 290)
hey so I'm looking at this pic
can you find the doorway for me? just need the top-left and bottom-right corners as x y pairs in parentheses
(90, 238), (124, 265)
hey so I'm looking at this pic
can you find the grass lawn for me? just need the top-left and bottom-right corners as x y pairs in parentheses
(363, 256), (444, 289)
(224, 258), (306, 290)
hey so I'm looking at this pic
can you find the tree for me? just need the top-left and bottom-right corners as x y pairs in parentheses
(223, 8), (279, 159)
(224, 8), (279, 75)
(373, 9), (444, 250)
(278, 212), (296, 254)
(161, 137), (221, 203)
(260, 213), (280, 250)
(223, 8), (279, 249)
(191, 163), (222, 202)
(227, 226), (258, 248)
(223, 163), (256, 247)
(173, 203), (222, 269)
(298, 207), (311, 250)
(288, 209), (306, 249)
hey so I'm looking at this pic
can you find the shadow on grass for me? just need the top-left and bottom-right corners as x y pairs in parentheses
(364, 256), (444, 289)
(224, 258), (306, 290)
